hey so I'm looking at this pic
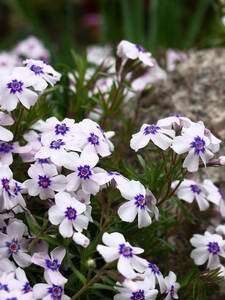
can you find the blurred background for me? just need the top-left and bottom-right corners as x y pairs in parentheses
(1, 0), (225, 64)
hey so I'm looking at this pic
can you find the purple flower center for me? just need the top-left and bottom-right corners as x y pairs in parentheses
(23, 282), (31, 294)
(48, 284), (63, 299)
(131, 289), (145, 300)
(190, 136), (206, 154)
(55, 123), (69, 136)
(88, 133), (99, 145)
(0, 282), (8, 291)
(0, 142), (13, 153)
(38, 175), (51, 188)
(190, 184), (201, 194)
(7, 79), (23, 94)
(6, 238), (20, 254)
(2, 178), (10, 192)
(134, 194), (146, 209)
(208, 242), (220, 255)
(77, 165), (92, 179)
(50, 139), (65, 149)
(30, 64), (44, 75)
(45, 259), (60, 271)
(135, 45), (146, 53)
(144, 125), (160, 135)
(148, 263), (160, 274)
(170, 285), (175, 297)
(65, 206), (77, 220)
(119, 243), (133, 258)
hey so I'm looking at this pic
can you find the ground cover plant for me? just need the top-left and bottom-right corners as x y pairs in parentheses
(0, 36), (225, 300)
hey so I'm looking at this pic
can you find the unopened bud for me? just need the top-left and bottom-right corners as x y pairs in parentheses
(86, 258), (96, 269)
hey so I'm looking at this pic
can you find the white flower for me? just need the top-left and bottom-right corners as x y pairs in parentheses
(203, 179), (225, 217)
(190, 231), (225, 269)
(172, 179), (209, 211)
(130, 123), (175, 152)
(0, 219), (31, 267)
(0, 52), (20, 75)
(171, 122), (213, 172)
(0, 166), (26, 211)
(143, 263), (167, 293)
(32, 246), (67, 285)
(157, 115), (192, 131)
(97, 232), (148, 279)
(33, 278), (70, 300)
(0, 67), (39, 111)
(117, 40), (154, 67)
(114, 280), (158, 300)
(87, 45), (112, 65)
(24, 164), (66, 200)
(73, 119), (113, 159)
(0, 141), (31, 165)
(24, 59), (61, 90)
(15, 267), (34, 296)
(65, 151), (109, 195)
(35, 135), (80, 167)
(48, 191), (89, 246)
(0, 112), (14, 141)
(117, 180), (156, 228)
(12, 35), (49, 60)
(164, 271), (180, 300)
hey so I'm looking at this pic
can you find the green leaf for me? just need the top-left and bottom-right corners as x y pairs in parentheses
(25, 213), (40, 235)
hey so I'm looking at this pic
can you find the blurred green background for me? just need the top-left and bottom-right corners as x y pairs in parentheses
(0, 0), (225, 63)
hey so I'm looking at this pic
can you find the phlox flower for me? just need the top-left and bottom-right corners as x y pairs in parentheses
(97, 232), (148, 279)
(48, 191), (90, 247)
(32, 246), (67, 285)
(33, 116), (78, 141)
(164, 271), (180, 300)
(87, 45), (112, 65)
(157, 115), (192, 131)
(117, 40), (154, 67)
(0, 141), (31, 165)
(190, 231), (225, 269)
(172, 179), (209, 211)
(73, 118), (113, 159)
(0, 67), (39, 111)
(201, 122), (221, 153)
(0, 219), (31, 267)
(0, 111), (14, 141)
(117, 180), (156, 228)
(171, 122), (213, 172)
(65, 151), (109, 195)
(12, 35), (49, 60)
(130, 122), (175, 152)
(114, 280), (158, 300)
(106, 171), (129, 189)
(33, 277), (70, 300)
(35, 134), (80, 167)
(143, 263), (167, 294)
(0, 166), (26, 211)
(15, 267), (34, 296)
(24, 59), (61, 90)
(203, 179), (225, 217)
(24, 163), (66, 200)
(73, 189), (93, 222)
